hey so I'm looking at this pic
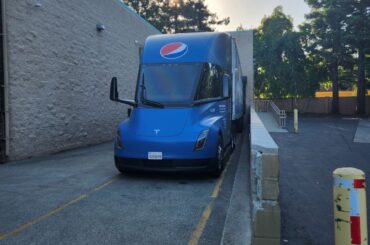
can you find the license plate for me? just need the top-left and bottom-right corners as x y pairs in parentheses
(148, 152), (162, 160)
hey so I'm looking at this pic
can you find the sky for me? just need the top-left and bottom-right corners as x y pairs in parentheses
(204, 0), (311, 31)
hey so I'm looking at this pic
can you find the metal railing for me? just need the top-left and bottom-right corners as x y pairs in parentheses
(268, 100), (286, 128)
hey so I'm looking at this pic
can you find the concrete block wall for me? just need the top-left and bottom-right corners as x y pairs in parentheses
(3, 0), (159, 160)
(250, 108), (281, 245)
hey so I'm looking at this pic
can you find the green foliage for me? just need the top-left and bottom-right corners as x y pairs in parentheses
(344, 0), (370, 113)
(302, 0), (356, 112)
(122, 0), (229, 33)
(254, 1), (370, 114)
(301, 0), (370, 114)
(254, 7), (318, 98)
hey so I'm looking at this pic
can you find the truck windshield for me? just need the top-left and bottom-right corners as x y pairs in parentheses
(137, 63), (203, 106)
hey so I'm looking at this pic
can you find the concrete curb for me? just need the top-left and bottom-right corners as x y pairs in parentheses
(250, 109), (281, 245)
(221, 135), (251, 245)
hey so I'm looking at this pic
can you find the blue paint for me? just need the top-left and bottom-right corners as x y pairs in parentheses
(112, 32), (245, 172)
(115, 101), (229, 160)
(142, 32), (231, 70)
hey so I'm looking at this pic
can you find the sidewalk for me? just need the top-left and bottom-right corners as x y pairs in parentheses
(354, 119), (370, 143)
(257, 112), (288, 133)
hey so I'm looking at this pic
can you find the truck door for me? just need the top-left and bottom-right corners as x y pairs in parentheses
(222, 74), (232, 145)
(196, 63), (231, 145)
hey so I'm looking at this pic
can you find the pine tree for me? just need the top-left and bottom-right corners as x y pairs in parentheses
(344, 0), (370, 114)
(122, 0), (229, 33)
(304, 0), (351, 113)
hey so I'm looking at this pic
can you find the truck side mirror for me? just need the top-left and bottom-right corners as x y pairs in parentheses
(109, 77), (137, 107)
(223, 74), (230, 98)
(110, 77), (119, 101)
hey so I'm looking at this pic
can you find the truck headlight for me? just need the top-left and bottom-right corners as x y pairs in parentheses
(195, 130), (209, 151)
(115, 129), (123, 149)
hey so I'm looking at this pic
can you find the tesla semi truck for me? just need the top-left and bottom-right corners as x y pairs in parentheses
(110, 32), (246, 176)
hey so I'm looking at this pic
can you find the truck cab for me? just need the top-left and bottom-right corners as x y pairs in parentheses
(110, 32), (245, 176)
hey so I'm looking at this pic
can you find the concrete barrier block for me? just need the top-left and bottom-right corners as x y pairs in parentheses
(250, 151), (260, 195)
(261, 179), (279, 201)
(261, 153), (279, 179)
(253, 203), (281, 239)
(252, 237), (280, 245)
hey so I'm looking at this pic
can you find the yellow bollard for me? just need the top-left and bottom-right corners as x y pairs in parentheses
(333, 168), (368, 245)
(294, 109), (298, 133)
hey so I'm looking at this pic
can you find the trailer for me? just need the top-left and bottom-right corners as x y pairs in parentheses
(110, 32), (246, 176)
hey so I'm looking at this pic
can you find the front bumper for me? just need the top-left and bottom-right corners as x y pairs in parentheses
(115, 156), (214, 172)
(114, 128), (219, 160)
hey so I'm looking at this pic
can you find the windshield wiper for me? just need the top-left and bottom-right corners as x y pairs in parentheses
(142, 98), (164, 108)
(140, 74), (164, 108)
(192, 97), (224, 106)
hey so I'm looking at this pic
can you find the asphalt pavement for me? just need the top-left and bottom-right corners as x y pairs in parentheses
(0, 133), (250, 245)
(271, 115), (370, 245)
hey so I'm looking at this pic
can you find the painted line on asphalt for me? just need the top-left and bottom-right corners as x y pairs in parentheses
(188, 203), (213, 245)
(188, 160), (231, 245)
(189, 134), (242, 245)
(211, 161), (229, 198)
(0, 176), (118, 241)
(0, 194), (88, 241)
(92, 178), (117, 192)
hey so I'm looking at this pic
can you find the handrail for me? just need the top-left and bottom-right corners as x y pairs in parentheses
(268, 100), (286, 128)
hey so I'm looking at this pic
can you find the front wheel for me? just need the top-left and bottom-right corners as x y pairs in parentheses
(114, 157), (126, 174)
(210, 136), (224, 177)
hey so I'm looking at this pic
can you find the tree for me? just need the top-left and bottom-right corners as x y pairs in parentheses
(303, 0), (352, 113)
(236, 24), (245, 31)
(122, 0), (168, 32)
(122, 0), (229, 33)
(254, 7), (316, 99)
(344, 0), (370, 114)
(179, 0), (229, 33)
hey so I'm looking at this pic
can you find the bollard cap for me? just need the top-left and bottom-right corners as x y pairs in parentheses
(333, 167), (365, 179)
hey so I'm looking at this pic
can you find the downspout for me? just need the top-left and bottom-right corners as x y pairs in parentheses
(1, 0), (10, 157)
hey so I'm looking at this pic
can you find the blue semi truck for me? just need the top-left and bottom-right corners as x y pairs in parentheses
(110, 32), (246, 176)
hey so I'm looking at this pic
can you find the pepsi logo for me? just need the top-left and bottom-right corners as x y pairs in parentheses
(160, 42), (188, 59)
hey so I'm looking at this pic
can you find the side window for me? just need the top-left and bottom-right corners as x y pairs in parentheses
(196, 64), (223, 100)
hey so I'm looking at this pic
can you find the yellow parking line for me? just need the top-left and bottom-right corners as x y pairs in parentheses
(92, 178), (117, 192)
(211, 161), (229, 198)
(0, 176), (118, 241)
(188, 160), (231, 245)
(0, 194), (88, 241)
(188, 203), (212, 245)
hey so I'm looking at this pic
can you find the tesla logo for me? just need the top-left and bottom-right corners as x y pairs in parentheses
(154, 129), (160, 135)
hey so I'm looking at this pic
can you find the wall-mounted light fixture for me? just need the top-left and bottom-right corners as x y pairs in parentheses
(34, 1), (42, 7)
(96, 23), (106, 32)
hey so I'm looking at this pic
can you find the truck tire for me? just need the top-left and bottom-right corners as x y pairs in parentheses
(231, 134), (236, 150)
(236, 116), (244, 133)
(210, 136), (224, 177)
(114, 158), (126, 174)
